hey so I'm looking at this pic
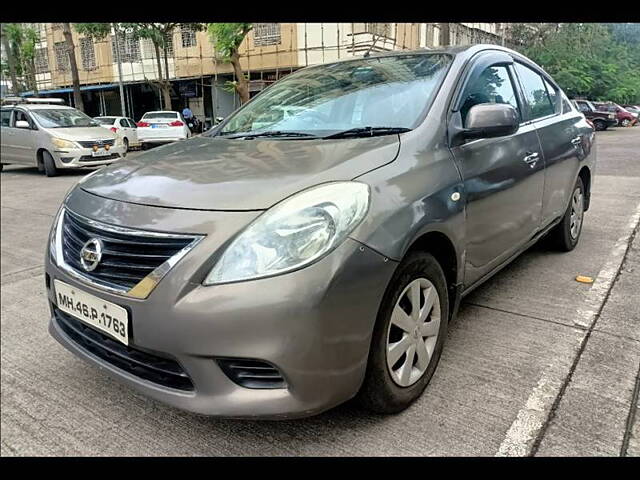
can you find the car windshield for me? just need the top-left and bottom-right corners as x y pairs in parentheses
(94, 117), (117, 125)
(214, 54), (452, 138)
(142, 112), (178, 119)
(30, 108), (99, 128)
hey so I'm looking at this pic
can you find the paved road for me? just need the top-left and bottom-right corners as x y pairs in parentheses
(1, 129), (639, 456)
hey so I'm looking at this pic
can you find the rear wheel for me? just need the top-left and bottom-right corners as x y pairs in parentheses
(593, 120), (606, 131)
(358, 252), (449, 414)
(42, 150), (58, 177)
(547, 176), (585, 252)
(122, 138), (129, 157)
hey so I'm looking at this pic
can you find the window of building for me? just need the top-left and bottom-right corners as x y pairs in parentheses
(54, 41), (70, 72)
(181, 25), (197, 48)
(35, 47), (49, 73)
(514, 62), (555, 120)
(365, 23), (393, 38)
(80, 38), (97, 71)
(253, 23), (281, 47)
(460, 64), (520, 126)
(111, 33), (141, 63)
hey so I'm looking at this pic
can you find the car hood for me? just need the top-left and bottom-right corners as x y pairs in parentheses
(47, 126), (117, 142)
(80, 135), (401, 211)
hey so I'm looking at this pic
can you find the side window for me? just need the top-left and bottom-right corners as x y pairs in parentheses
(1, 109), (12, 127)
(460, 64), (520, 127)
(127, 118), (136, 128)
(119, 119), (128, 127)
(561, 92), (573, 114)
(514, 63), (555, 120)
(543, 79), (561, 114)
(576, 102), (589, 113)
(13, 110), (33, 128)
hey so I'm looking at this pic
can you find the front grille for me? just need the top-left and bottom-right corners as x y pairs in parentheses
(77, 139), (115, 148)
(218, 359), (286, 389)
(61, 209), (196, 292)
(79, 154), (120, 162)
(54, 306), (194, 391)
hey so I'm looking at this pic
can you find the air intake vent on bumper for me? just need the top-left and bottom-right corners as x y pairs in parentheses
(217, 359), (286, 389)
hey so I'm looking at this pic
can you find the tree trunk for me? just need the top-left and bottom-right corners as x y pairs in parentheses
(152, 41), (171, 110)
(162, 35), (172, 110)
(62, 23), (84, 112)
(230, 50), (249, 104)
(1, 24), (21, 94)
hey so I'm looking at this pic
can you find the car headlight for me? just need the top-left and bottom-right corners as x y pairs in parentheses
(49, 207), (64, 265)
(204, 182), (370, 285)
(52, 137), (78, 149)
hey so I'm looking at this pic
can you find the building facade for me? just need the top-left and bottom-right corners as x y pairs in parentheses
(13, 23), (507, 126)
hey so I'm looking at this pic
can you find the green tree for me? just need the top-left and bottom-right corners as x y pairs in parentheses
(207, 23), (253, 104)
(516, 23), (640, 104)
(1, 23), (40, 94)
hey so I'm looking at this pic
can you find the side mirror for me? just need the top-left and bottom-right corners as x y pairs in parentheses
(15, 120), (31, 129)
(464, 103), (519, 140)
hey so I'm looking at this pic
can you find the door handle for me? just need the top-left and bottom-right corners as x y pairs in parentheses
(571, 136), (582, 146)
(523, 152), (539, 168)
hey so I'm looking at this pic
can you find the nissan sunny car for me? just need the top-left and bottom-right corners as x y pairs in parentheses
(46, 44), (596, 419)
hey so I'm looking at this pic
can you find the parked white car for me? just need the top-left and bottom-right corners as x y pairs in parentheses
(94, 116), (140, 154)
(136, 111), (191, 147)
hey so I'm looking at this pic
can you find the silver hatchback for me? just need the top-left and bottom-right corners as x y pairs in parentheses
(0, 98), (125, 176)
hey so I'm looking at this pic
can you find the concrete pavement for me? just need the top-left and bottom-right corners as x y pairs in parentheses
(1, 128), (639, 456)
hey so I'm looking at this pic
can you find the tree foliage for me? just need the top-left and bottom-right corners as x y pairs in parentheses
(511, 23), (640, 104)
(207, 23), (253, 104)
(1, 23), (40, 92)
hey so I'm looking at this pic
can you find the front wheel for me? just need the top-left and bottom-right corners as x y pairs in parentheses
(42, 151), (58, 177)
(358, 252), (449, 414)
(593, 120), (606, 131)
(621, 119), (630, 127)
(547, 177), (585, 251)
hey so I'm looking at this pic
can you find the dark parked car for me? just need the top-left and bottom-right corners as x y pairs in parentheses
(46, 44), (596, 418)
(572, 99), (617, 130)
(593, 102), (638, 127)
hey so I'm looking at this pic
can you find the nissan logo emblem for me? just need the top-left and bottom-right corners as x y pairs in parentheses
(80, 238), (103, 272)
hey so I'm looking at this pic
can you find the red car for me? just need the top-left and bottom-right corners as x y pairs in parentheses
(593, 102), (638, 127)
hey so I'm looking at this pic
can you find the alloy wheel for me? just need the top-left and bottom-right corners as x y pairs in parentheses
(386, 278), (441, 387)
(569, 187), (584, 240)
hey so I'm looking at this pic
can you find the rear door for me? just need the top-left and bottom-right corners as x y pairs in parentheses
(512, 61), (585, 226)
(449, 52), (546, 286)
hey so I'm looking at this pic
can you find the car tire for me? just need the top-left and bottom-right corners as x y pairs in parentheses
(42, 151), (58, 177)
(0, 163), (4, 172)
(593, 120), (606, 131)
(358, 252), (449, 414)
(547, 176), (585, 252)
(123, 138), (129, 157)
(621, 119), (630, 127)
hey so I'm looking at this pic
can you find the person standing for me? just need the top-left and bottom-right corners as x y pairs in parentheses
(182, 106), (193, 120)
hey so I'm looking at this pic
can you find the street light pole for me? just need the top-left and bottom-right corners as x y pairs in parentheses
(113, 24), (127, 117)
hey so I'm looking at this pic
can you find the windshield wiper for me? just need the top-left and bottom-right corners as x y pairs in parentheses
(323, 126), (412, 139)
(219, 130), (320, 139)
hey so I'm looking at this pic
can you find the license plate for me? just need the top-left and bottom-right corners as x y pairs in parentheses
(91, 149), (111, 157)
(54, 279), (129, 345)
(151, 124), (167, 128)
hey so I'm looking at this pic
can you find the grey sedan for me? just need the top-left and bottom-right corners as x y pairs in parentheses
(45, 44), (596, 418)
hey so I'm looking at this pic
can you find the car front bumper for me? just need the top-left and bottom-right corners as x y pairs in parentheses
(45, 191), (397, 419)
(52, 146), (126, 168)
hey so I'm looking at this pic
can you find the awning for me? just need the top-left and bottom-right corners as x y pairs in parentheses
(20, 83), (119, 97)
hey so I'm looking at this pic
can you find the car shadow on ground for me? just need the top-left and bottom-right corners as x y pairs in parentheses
(1, 166), (99, 177)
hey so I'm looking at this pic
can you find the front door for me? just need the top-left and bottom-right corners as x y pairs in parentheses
(450, 61), (545, 287)
(8, 109), (37, 166)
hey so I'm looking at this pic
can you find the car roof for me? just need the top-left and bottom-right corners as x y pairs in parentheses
(2, 103), (74, 110)
(143, 111), (178, 115)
